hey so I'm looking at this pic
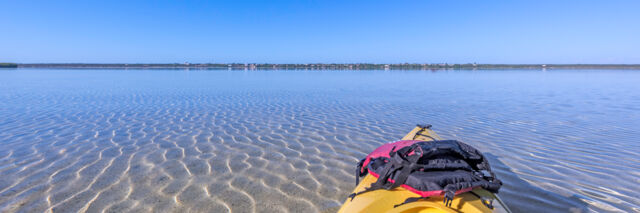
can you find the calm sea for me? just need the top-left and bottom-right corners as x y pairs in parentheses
(0, 68), (638, 212)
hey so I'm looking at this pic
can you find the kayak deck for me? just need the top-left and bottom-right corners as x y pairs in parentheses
(338, 125), (510, 213)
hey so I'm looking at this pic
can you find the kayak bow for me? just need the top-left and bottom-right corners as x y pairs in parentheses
(338, 125), (511, 213)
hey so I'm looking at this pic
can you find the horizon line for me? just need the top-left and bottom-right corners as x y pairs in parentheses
(5, 63), (640, 70)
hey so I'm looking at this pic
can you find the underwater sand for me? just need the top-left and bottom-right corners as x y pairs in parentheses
(0, 69), (639, 212)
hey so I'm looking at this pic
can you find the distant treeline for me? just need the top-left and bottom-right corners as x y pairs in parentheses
(0, 63), (18, 68)
(15, 63), (640, 70)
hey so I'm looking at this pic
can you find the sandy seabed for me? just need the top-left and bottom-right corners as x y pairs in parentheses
(1, 69), (639, 212)
(0, 90), (403, 213)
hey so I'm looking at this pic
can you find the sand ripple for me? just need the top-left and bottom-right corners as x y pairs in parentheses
(1, 69), (639, 212)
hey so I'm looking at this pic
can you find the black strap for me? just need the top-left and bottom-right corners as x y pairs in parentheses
(385, 148), (422, 189)
(412, 124), (435, 141)
(355, 158), (366, 186)
(348, 186), (381, 201)
(349, 161), (400, 200)
(414, 132), (437, 141)
(350, 145), (422, 200)
(393, 196), (429, 208)
(441, 178), (502, 207)
(443, 188), (456, 207)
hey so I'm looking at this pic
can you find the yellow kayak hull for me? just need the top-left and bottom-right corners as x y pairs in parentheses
(337, 126), (510, 213)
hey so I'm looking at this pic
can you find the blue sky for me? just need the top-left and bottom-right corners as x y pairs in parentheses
(1, 0), (639, 63)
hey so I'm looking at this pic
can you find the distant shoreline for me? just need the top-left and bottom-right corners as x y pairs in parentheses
(0, 63), (18, 68)
(8, 63), (640, 70)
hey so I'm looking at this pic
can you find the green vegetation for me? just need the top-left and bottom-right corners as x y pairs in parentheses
(0, 63), (18, 68)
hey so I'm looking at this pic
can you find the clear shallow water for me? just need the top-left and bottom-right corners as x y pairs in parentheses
(0, 68), (639, 213)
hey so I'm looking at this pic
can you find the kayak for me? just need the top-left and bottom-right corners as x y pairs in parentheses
(338, 125), (511, 213)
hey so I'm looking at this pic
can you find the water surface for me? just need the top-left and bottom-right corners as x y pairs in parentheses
(0, 69), (639, 212)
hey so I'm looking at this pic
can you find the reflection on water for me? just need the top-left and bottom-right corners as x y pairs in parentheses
(0, 69), (638, 212)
